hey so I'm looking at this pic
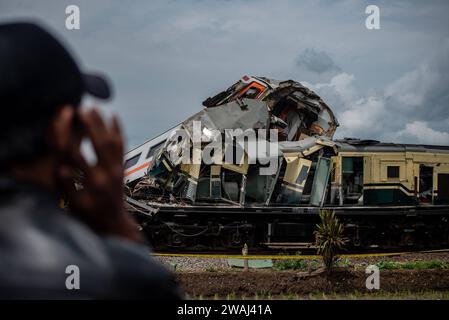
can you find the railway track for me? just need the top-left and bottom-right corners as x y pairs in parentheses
(151, 248), (449, 260)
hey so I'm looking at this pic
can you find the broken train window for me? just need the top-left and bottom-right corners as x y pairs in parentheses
(238, 82), (266, 99)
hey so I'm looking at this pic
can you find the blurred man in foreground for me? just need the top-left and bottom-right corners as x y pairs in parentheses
(0, 22), (183, 299)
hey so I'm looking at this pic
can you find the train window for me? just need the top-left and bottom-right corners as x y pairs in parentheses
(124, 153), (141, 170)
(146, 140), (166, 159)
(387, 166), (400, 179)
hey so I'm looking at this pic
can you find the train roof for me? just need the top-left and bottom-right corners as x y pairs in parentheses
(336, 138), (449, 154)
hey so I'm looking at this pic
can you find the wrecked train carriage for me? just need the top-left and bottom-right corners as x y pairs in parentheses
(140, 135), (338, 207)
(123, 75), (338, 187)
(202, 75), (339, 139)
(126, 76), (339, 206)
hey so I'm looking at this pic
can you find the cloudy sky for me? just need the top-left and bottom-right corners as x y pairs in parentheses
(1, 0), (449, 150)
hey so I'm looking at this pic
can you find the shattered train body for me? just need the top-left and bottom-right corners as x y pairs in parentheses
(124, 76), (449, 251)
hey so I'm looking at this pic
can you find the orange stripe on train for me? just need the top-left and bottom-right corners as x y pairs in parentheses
(124, 161), (151, 176)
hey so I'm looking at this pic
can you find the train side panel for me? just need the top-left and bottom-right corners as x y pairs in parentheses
(331, 147), (449, 206)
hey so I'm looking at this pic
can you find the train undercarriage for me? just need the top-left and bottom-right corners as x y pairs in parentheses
(131, 204), (449, 252)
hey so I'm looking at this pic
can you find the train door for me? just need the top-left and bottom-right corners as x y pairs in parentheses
(437, 173), (449, 204)
(310, 157), (331, 206)
(342, 156), (364, 204)
(419, 165), (433, 203)
(277, 155), (312, 204)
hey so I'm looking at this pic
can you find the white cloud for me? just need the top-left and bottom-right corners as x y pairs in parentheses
(395, 121), (449, 145)
(310, 72), (386, 138)
(338, 96), (386, 137)
(385, 66), (427, 107)
(323, 73), (356, 104)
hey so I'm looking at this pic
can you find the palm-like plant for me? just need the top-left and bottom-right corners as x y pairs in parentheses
(314, 210), (348, 275)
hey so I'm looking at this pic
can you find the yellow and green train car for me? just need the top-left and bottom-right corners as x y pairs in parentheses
(331, 139), (449, 206)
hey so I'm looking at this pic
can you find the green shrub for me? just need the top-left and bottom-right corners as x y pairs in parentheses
(314, 210), (348, 275)
(376, 260), (449, 270)
(336, 258), (352, 268)
(274, 259), (308, 271)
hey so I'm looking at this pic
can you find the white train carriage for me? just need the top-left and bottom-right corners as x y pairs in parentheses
(123, 125), (180, 184)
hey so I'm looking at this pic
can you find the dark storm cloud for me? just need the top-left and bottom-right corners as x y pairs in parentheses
(385, 41), (449, 122)
(295, 48), (340, 74)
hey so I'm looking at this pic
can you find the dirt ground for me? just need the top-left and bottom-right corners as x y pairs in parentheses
(177, 269), (449, 298)
(158, 251), (449, 298)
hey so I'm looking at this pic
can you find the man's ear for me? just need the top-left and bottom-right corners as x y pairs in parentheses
(47, 105), (75, 153)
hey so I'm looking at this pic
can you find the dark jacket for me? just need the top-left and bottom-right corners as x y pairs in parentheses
(0, 177), (183, 299)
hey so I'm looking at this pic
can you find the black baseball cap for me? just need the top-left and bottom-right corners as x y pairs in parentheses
(0, 22), (112, 123)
